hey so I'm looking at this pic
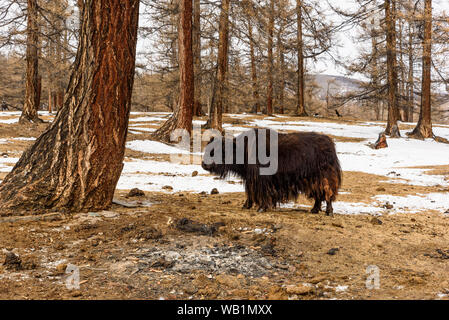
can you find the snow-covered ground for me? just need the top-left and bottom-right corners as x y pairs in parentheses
(0, 157), (19, 173)
(0, 111), (53, 124)
(1, 111), (448, 215)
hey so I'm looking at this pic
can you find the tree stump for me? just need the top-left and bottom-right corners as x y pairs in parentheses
(373, 132), (388, 149)
(389, 124), (401, 138)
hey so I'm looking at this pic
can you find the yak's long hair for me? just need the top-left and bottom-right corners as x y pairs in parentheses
(202, 128), (342, 214)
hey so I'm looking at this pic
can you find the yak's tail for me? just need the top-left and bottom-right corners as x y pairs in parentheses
(329, 142), (342, 201)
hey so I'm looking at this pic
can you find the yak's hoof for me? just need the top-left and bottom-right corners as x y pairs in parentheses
(242, 201), (253, 209)
(326, 211), (334, 217)
(311, 208), (320, 214)
(257, 207), (267, 213)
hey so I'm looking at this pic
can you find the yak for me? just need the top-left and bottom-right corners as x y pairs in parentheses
(201, 128), (342, 216)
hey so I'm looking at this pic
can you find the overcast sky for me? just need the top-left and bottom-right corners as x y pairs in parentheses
(314, 0), (449, 78)
(2, 0), (449, 80)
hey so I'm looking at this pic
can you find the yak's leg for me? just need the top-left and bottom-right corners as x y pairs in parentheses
(243, 198), (253, 209)
(311, 198), (322, 214)
(243, 182), (254, 209)
(257, 199), (270, 212)
(257, 199), (270, 213)
(325, 201), (334, 217)
(257, 203), (274, 213)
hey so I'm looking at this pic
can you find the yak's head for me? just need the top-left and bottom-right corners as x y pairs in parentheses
(202, 128), (279, 177)
(201, 135), (247, 178)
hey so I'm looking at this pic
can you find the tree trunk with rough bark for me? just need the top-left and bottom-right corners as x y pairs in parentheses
(407, 20), (414, 122)
(399, 17), (407, 122)
(247, 16), (260, 114)
(20, 0), (42, 124)
(0, 0), (140, 216)
(408, 0), (433, 139)
(192, 0), (202, 116)
(57, 90), (64, 112)
(47, 32), (54, 114)
(385, 0), (400, 136)
(78, 0), (84, 25)
(370, 20), (381, 121)
(206, 0), (229, 131)
(296, 0), (307, 117)
(392, 1), (402, 122)
(48, 87), (53, 113)
(152, 0), (194, 142)
(277, 14), (285, 115)
(266, 0), (274, 116)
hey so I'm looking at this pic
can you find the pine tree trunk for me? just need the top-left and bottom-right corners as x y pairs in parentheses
(296, 0), (307, 117)
(370, 18), (381, 121)
(192, 0), (202, 116)
(266, 0), (274, 116)
(277, 23), (285, 115)
(392, 0), (402, 122)
(409, 0), (433, 139)
(52, 92), (57, 112)
(57, 90), (64, 111)
(152, 0), (194, 142)
(20, 0), (42, 124)
(385, 0), (400, 136)
(0, 0), (140, 216)
(407, 20), (414, 122)
(47, 19), (55, 114)
(399, 17), (408, 122)
(247, 16), (260, 114)
(48, 87), (53, 113)
(206, 0), (229, 131)
(78, 0), (84, 25)
(56, 14), (65, 114)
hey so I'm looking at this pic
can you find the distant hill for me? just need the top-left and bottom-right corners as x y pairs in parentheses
(307, 74), (449, 123)
(309, 74), (363, 101)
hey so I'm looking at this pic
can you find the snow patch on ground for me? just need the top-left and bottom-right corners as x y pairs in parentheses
(123, 159), (208, 175)
(333, 202), (383, 216)
(119, 159), (244, 193)
(11, 137), (36, 141)
(1, 111), (448, 215)
(129, 116), (166, 123)
(126, 140), (191, 155)
(130, 127), (157, 133)
(0, 157), (19, 172)
(374, 193), (449, 213)
(0, 118), (18, 124)
(250, 119), (385, 139)
(337, 139), (449, 187)
(117, 173), (243, 194)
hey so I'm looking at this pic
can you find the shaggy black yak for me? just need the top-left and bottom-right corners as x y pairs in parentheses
(202, 128), (342, 215)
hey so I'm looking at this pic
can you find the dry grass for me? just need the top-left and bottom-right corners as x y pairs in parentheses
(0, 113), (448, 300)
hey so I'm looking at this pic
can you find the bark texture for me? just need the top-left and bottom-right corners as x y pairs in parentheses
(266, 0), (274, 116)
(192, 0), (202, 116)
(406, 15), (414, 123)
(206, 0), (229, 131)
(247, 15), (260, 114)
(296, 0), (307, 117)
(385, 0), (400, 136)
(0, 0), (140, 215)
(277, 15), (285, 115)
(408, 0), (433, 139)
(152, 0), (194, 142)
(20, 0), (42, 124)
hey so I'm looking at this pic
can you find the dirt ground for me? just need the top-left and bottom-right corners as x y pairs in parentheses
(1, 115), (449, 300)
(2, 190), (449, 300)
